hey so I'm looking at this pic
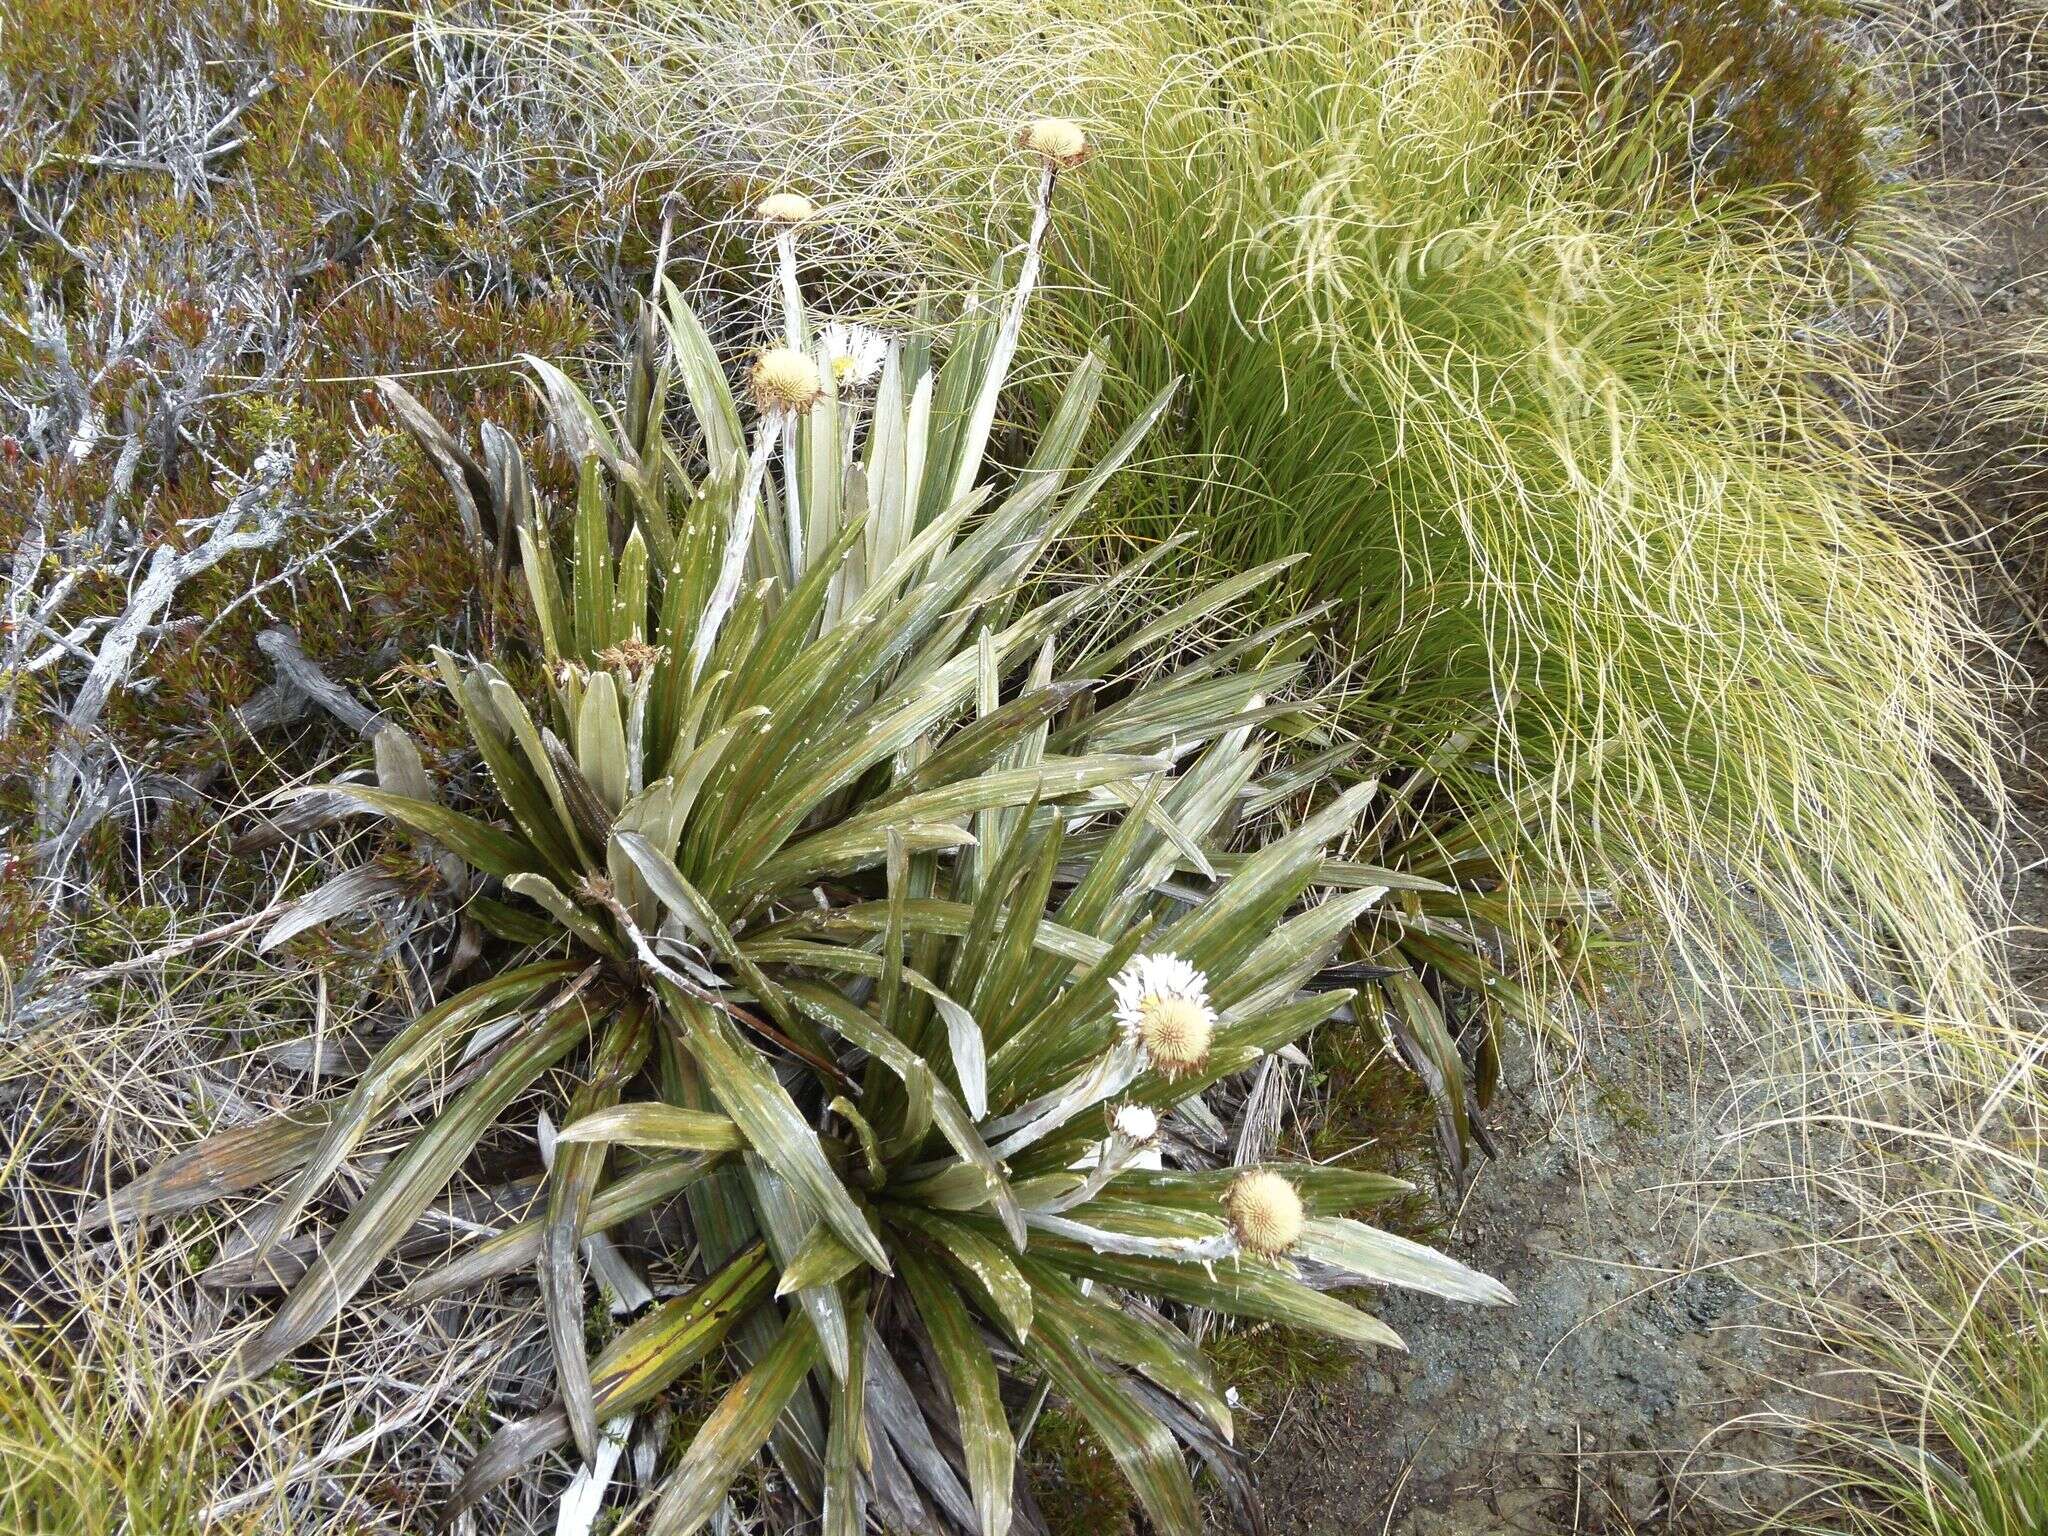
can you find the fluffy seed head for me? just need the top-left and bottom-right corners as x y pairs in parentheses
(1112, 952), (1214, 1078)
(1225, 1170), (1304, 1257)
(1016, 117), (1090, 168)
(1110, 1103), (1159, 1144)
(756, 191), (816, 225)
(751, 348), (823, 415)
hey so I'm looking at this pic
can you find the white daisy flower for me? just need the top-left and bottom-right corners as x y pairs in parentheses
(1110, 1103), (1160, 1144)
(820, 321), (888, 390)
(1111, 952), (1216, 1079)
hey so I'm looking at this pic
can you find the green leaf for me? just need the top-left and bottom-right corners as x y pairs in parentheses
(396, 1152), (728, 1306)
(1023, 1321), (1202, 1535)
(821, 1287), (869, 1536)
(307, 784), (540, 880)
(544, 1009), (651, 1462)
(660, 987), (891, 1275)
(576, 670), (629, 813)
(659, 280), (744, 471)
(1296, 1217), (1514, 1306)
(889, 1207), (1034, 1341)
(751, 756), (1167, 896)
(505, 873), (623, 962)
(552, 1102), (745, 1152)
(1025, 1233), (1406, 1351)
(899, 1247), (1013, 1536)
(233, 992), (596, 1380)
(255, 961), (577, 1262)
(648, 1311), (821, 1536)
(591, 1242), (773, 1408)
(776, 1223), (866, 1298)
(785, 981), (1024, 1250)
(1016, 1259), (1229, 1439)
(446, 1243), (772, 1524)
(746, 1154), (854, 1381)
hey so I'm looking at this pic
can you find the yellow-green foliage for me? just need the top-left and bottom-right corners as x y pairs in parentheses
(484, 0), (2007, 1040)
(0, 1321), (304, 1536)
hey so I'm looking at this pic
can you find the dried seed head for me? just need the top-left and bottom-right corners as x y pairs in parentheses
(756, 191), (816, 225)
(751, 347), (823, 416)
(1225, 1170), (1304, 1257)
(1112, 953), (1215, 1079)
(596, 640), (668, 680)
(1111, 1103), (1160, 1144)
(1016, 117), (1089, 169)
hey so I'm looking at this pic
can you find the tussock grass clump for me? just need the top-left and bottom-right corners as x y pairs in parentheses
(1713, 1025), (2048, 1536)
(0, 1317), (307, 1536)
(480, 0), (2009, 1045)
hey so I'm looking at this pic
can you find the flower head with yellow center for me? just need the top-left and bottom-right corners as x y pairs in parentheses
(750, 347), (823, 417)
(1224, 1169), (1304, 1258)
(1111, 952), (1214, 1079)
(820, 321), (888, 390)
(1015, 117), (1090, 170)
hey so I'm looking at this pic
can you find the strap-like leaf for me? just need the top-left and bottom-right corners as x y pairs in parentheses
(232, 992), (597, 1380)
(1024, 1234), (1406, 1351)
(746, 1154), (854, 1381)
(898, 1247), (1014, 1536)
(544, 1009), (652, 1462)
(821, 1287), (869, 1536)
(786, 982), (1024, 1251)
(84, 1105), (334, 1231)
(253, 961), (578, 1262)
(648, 1310), (821, 1536)
(661, 987), (891, 1275)
(552, 1102), (744, 1152)
(306, 784), (540, 880)
(395, 1152), (728, 1306)
(776, 1223), (866, 1298)
(1296, 1217), (1514, 1306)
(890, 1207), (1033, 1341)
(1017, 1260), (1229, 1439)
(444, 1242), (773, 1525)
(1022, 1322), (1202, 1535)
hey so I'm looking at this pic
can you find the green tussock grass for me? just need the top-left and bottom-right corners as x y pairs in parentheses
(1747, 1145), (2048, 1535)
(469, 0), (2009, 1039)
(0, 1320), (307, 1535)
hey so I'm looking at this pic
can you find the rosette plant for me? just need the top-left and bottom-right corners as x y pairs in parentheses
(97, 127), (1510, 1533)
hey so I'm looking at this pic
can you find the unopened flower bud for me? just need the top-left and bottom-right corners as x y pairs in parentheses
(756, 192), (816, 225)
